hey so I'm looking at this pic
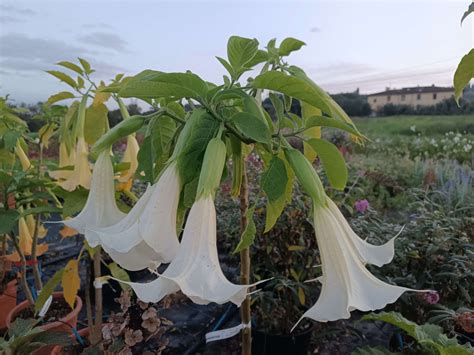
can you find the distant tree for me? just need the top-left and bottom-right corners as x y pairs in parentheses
(331, 92), (372, 117)
(108, 103), (142, 127)
(376, 97), (474, 116)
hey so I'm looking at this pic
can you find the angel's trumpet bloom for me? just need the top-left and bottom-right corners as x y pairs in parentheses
(50, 142), (76, 180)
(118, 135), (139, 186)
(14, 142), (31, 171)
(26, 214), (47, 239)
(120, 138), (262, 306)
(59, 137), (91, 191)
(6, 217), (48, 262)
(63, 151), (125, 245)
(87, 162), (181, 271)
(285, 148), (419, 329)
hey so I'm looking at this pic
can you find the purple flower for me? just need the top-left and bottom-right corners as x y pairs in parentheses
(421, 291), (440, 305)
(355, 199), (370, 213)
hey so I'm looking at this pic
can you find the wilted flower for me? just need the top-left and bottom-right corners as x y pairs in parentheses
(124, 329), (143, 347)
(355, 199), (370, 213)
(62, 151), (125, 246)
(141, 307), (161, 333)
(87, 162), (181, 271)
(59, 137), (92, 191)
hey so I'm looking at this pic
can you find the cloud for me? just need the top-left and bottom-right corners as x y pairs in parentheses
(82, 23), (114, 30)
(310, 26), (321, 33)
(0, 15), (25, 24)
(0, 4), (35, 16)
(78, 32), (129, 52)
(0, 33), (94, 72)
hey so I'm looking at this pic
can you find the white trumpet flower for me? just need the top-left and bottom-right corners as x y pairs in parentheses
(292, 197), (416, 329)
(122, 196), (257, 305)
(87, 162), (181, 271)
(63, 151), (125, 245)
(118, 138), (262, 306)
(59, 137), (92, 191)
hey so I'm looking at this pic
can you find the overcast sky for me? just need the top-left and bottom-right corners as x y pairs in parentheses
(0, 0), (472, 106)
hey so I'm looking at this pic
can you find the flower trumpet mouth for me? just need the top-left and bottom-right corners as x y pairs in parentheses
(85, 161), (181, 271)
(291, 197), (426, 331)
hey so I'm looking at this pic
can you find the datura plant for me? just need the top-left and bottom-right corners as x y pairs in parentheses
(54, 36), (424, 346)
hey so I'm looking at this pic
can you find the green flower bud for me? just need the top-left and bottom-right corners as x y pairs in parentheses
(92, 115), (146, 156)
(284, 147), (327, 206)
(196, 137), (227, 199)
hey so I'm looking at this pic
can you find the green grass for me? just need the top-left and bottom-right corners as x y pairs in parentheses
(353, 115), (474, 138)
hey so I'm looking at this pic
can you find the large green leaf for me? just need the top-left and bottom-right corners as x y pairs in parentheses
(176, 109), (220, 187)
(107, 262), (131, 291)
(252, 71), (331, 115)
(47, 91), (75, 105)
(453, 49), (474, 104)
(56, 61), (83, 75)
(279, 37), (306, 56)
(46, 70), (77, 89)
(233, 205), (257, 253)
(306, 138), (347, 190)
(0, 210), (19, 235)
(260, 156), (288, 202)
(84, 103), (108, 145)
(305, 115), (363, 137)
(119, 72), (208, 100)
(227, 36), (259, 70)
(78, 57), (93, 74)
(232, 112), (271, 143)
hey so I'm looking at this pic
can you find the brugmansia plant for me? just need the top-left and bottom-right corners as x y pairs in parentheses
(55, 36), (424, 354)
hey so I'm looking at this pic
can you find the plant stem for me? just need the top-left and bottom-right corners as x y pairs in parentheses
(31, 144), (44, 291)
(93, 248), (103, 344)
(85, 253), (94, 335)
(11, 233), (34, 304)
(239, 163), (252, 355)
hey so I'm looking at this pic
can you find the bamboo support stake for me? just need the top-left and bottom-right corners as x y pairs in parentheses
(239, 164), (251, 355)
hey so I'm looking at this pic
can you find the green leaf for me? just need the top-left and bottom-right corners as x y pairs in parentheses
(233, 205), (257, 253)
(61, 187), (89, 216)
(252, 71), (331, 115)
(84, 103), (108, 145)
(20, 206), (62, 217)
(362, 312), (418, 339)
(0, 210), (19, 235)
(305, 115), (363, 137)
(35, 268), (65, 313)
(177, 109), (220, 186)
(107, 262), (131, 291)
(56, 61), (83, 75)
(279, 37), (306, 56)
(227, 36), (259, 70)
(263, 151), (294, 232)
(306, 138), (347, 190)
(232, 112), (271, 143)
(46, 70), (77, 89)
(78, 58), (93, 74)
(119, 72), (208, 100)
(8, 318), (40, 338)
(247, 50), (269, 67)
(453, 49), (474, 104)
(216, 56), (235, 78)
(461, 2), (474, 24)
(269, 93), (285, 126)
(47, 91), (75, 105)
(261, 156), (288, 202)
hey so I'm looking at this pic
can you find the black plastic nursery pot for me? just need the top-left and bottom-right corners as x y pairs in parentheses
(252, 327), (313, 355)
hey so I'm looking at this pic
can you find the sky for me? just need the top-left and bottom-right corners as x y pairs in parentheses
(0, 0), (473, 107)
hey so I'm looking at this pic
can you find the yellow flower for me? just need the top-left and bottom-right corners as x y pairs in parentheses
(50, 142), (76, 181)
(59, 137), (91, 191)
(118, 135), (139, 188)
(6, 217), (48, 262)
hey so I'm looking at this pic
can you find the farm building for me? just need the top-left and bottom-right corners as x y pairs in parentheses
(367, 85), (455, 111)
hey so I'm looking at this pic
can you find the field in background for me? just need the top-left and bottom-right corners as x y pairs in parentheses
(353, 115), (474, 138)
